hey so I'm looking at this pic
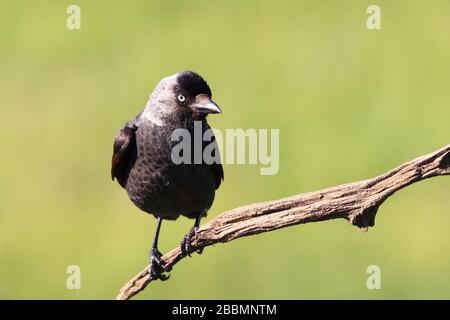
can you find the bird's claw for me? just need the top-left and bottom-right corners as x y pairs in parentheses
(181, 226), (203, 257)
(149, 248), (171, 281)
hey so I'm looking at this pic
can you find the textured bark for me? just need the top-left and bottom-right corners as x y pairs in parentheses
(117, 144), (450, 300)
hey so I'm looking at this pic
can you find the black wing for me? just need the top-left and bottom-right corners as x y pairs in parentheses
(111, 120), (138, 188)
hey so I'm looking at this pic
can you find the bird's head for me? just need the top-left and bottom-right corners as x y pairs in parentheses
(143, 71), (221, 125)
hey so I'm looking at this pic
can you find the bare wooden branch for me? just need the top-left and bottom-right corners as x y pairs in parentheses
(117, 144), (450, 300)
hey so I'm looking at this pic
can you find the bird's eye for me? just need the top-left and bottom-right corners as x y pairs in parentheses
(177, 94), (186, 102)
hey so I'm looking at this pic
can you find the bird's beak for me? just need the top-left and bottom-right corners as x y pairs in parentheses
(191, 94), (222, 114)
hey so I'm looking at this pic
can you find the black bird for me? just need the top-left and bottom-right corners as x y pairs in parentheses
(111, 71), (223, 280)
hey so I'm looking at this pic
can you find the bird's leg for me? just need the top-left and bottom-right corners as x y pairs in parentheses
(181, 211), (204, 257)
(149, 217), (171, 281)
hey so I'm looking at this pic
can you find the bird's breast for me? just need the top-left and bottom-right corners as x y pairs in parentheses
(125, 120), (216, 218)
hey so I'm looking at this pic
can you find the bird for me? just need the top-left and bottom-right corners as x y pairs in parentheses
(111, 71), (223, 280)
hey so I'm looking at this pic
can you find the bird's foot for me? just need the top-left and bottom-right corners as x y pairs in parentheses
(149, 248), (171, 281)
(180, 226), (203, 257)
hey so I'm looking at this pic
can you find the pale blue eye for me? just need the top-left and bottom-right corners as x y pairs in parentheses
(177, 94), (186, 102)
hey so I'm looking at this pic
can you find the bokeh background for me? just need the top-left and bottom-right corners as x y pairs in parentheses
(0, 0), (449, 299)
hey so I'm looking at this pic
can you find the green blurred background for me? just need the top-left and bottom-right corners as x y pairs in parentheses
(0, 0), (449, 299)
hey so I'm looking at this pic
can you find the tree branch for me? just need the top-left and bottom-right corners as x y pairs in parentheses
(117, 144), (450, 300)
